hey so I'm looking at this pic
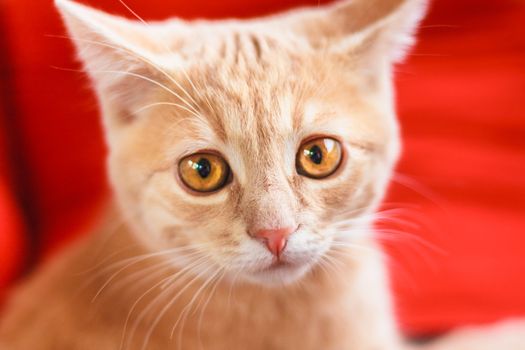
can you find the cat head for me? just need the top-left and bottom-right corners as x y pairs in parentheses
(56, 0), (427, 285)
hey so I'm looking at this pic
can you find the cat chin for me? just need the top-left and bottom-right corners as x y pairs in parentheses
(241, 262), (313, 287)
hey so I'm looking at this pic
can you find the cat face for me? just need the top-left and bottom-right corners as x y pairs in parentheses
(56, 0), (426, 285)
(108, 56), (397, 285)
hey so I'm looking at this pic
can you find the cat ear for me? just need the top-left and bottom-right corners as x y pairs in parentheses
(55, 0), (170, 103)
(291, 0), (428, 64)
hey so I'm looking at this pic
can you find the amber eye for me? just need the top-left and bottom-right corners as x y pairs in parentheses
(178, 153), (230, 193)
(296, 137), (342, 179)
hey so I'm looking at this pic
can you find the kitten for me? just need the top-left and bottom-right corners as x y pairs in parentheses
(0, 0), (524, 349)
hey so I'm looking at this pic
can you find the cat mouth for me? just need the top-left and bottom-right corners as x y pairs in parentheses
(240, 246), (325, 285)
(266, 260), (293, 270)
(260, 250), (322, 272)
(246, 258), (312, 285)
(258, 257), (309, 274)
(252, 260), (293, 274)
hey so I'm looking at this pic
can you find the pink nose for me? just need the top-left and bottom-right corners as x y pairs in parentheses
(253, 227), (296, 257)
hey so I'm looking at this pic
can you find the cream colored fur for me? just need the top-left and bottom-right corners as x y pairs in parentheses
(1, 0), (524, 349)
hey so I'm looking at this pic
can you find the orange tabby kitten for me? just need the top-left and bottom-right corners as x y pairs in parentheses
(1, 0), (524, 349)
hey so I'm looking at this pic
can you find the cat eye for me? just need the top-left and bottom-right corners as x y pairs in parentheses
(178, 153), (230, 193)
(296, 137), (342, 179)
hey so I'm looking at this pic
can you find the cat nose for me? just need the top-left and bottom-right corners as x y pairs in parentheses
(253, 227), (296, 257)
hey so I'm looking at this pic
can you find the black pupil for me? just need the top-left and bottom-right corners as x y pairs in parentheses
(308, 145), (323, 165)
(196, 158), (212, 178)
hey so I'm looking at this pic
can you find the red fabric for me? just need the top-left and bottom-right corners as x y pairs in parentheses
(0, 176), (24, 293)
(0, 100), (25, 294)
(0, 0), (524, 335)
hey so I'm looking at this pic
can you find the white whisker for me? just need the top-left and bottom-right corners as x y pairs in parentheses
(171, 266), (223, 348)
(195, 268), (227, 349)
(139, 264), (214, 350)
(119, 255), (209, 350)
(95, 69), (200, 113)
(132, 102), (198, 116)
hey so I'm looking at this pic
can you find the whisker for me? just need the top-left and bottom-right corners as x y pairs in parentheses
(125, 257), (210, 350)
(391, 172), (446, 208)
(227, 265), (245, 311)
(316, 256), (339, 287)
(139, 265), (215, 350)
(171, 267), (224, 348)
(119, 255), (209, 350)
(195, 268), (227, 349)
(109, 250), (207, 297)
(90, 244), (211, 302)
(132, 101), (197, 116)
(373, 229), (446, 256)
(330, 241), (378, 254)
(98, 69), (201, 115)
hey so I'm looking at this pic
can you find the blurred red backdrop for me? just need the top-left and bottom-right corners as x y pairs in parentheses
(0, 0), (524, 336)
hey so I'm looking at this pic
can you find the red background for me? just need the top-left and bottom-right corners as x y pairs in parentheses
(0, 0), (524, 336)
